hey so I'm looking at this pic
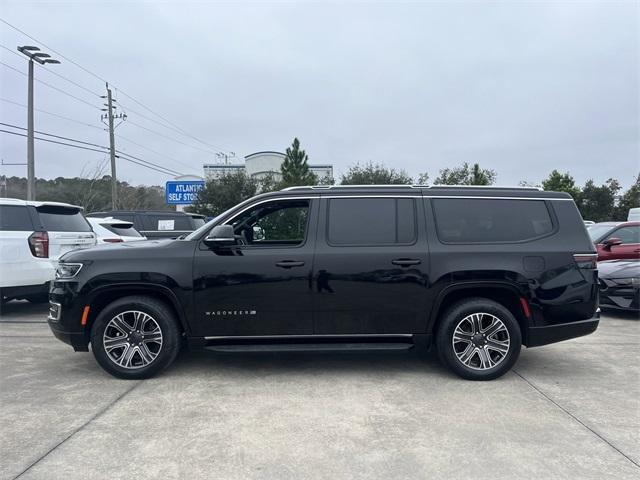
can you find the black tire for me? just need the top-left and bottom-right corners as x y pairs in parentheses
(436, 297), (521, 381)
(90, 296), (181, 379)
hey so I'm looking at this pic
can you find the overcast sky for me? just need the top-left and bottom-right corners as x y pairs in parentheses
(0, 0), (638, 188)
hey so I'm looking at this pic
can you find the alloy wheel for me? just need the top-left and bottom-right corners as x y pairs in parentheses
(103, 310), (163, 369)
(452, 312), (510, 370)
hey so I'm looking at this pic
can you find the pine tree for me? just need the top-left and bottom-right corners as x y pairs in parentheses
(280, 138), (318, 187)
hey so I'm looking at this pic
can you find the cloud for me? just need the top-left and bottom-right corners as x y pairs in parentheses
(0, 1), (637, 189)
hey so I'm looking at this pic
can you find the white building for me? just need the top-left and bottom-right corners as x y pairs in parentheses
(204, 151), (333, 182)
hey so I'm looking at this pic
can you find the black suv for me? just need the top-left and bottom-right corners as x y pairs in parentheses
(49, 186), (599, 380)
(86, 210), (206, 239)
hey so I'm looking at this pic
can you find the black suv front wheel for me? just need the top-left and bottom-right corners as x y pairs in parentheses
(90, 296), (181, 379)
(436, 298), (522, 381)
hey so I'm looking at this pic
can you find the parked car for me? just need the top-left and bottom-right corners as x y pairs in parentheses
(588, 221), (640, 261)
(87, 217), (146, 244)
(86, 210), (205, 239)
(0, 198), (95, 304)
(628, 207), (640, 222)
(598, 260), (640, 312)
(49, 185), (599, 381)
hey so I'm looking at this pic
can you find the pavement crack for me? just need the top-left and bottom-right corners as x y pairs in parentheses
(12, 381), (142, 480)
(513, 369), (640, 470)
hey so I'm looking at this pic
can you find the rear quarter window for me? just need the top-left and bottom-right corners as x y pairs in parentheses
(36, 206), (91, 232)
(103, 223), (142, 237)
(432, 198), (554, 243)
(0, 205), (34, 231)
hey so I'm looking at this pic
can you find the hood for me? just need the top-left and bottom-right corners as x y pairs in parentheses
(60, 238), (180, 262)
(598, 260), (640, 279)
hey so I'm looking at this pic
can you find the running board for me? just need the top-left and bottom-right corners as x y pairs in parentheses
(202, 335), (416, 353)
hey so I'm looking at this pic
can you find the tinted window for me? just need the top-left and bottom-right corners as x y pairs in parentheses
(588, 224), (616, 242)
(607, 226), (640, 244)
(36, 206), (91, 232)
(432, 199), (553, 243)
(144, 215), (192, 231)
(229, 200), (309, 246)
(191, 217), (206, 228)
(0, 205), (33, 231)
(327, 198), (416, 245)
(103, 223), (142, 237)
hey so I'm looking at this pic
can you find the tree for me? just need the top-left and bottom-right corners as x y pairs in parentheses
(614, 173), (640, 220)
(434, 162), (496, 185)
(541, 170), (581, 200)
(417, 172), (430, 185)
(280, 138), (318, 187)
(579, 178), (621, 222)
(3, 174), (168, 212)
(340, 162), (413, 185)
(188, 171), (258, 217)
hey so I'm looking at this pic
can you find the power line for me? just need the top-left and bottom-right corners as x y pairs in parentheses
(0, 128), (182, 176)
(0, 97), (104, 130)
(0, 43), (100, 97)
(2, 99), (196, 174)
(0, 121), (107, 149)
(127, 120), (222, 156)
(0, 60), (101, 110)
(115, 133), (199, 171)
(0, 18), (234, 154)
(114, 101), (225, 155)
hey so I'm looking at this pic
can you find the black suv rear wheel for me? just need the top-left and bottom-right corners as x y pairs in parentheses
(436, 298), (522, 380)
(90, 296), (181, 379)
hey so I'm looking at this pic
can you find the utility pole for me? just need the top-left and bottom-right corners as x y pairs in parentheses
(101, 83), (126, 209)
(17, 46), (60, 201)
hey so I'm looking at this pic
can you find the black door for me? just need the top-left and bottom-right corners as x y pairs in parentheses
(192, 198), (318, 337)
(313, 196), (430, 334)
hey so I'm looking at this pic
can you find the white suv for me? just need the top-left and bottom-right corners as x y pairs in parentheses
(0, 198), (96, 304)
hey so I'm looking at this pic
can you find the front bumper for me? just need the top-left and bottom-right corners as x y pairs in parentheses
(527, 310), (600, 347)
(47, 280), (90, 351)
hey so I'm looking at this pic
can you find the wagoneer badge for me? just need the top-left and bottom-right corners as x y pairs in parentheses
(206, 310), (257, 317)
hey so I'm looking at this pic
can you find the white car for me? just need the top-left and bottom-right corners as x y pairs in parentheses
(0, 198), (96, 304)
(87, 217), (146, 244)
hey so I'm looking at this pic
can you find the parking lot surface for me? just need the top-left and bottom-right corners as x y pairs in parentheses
(0, 301), (639, 480)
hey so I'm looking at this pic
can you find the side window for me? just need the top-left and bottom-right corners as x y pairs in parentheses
(607, 226), (640, 244)
(228, 200), (310, 246)
(327, 198), (416, 246)
(0, 206), (34, 231)
(432, 198), (553, 243)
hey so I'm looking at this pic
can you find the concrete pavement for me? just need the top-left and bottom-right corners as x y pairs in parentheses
(1, 302), (638, 480)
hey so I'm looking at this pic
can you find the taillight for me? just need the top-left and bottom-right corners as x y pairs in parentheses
(573, 253), (597, 269)
(103, 238), (123, 243)
(28, 231), (49, 258)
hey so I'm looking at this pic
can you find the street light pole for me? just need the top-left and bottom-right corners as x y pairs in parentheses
(27, 58), (34, 201)
(17, 46), (60, 201)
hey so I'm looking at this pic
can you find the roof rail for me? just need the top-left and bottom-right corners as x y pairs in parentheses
(281, 184), (542, 191)
(427, 185), (543, 191)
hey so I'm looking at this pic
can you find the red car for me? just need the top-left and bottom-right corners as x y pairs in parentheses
(588, 221), (640, 261)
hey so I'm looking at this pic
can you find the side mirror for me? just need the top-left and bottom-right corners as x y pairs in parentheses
(204, 225), (236, 247)
(602, 237), (623, 251)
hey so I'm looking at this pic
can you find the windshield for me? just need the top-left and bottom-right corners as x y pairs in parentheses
(588, 224), (616, 242)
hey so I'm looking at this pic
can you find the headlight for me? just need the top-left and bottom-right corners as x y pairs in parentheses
(55, 263), (83, 279)
(611, 277), (640, 286)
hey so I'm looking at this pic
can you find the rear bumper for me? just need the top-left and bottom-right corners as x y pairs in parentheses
(526, 311), (600, 347)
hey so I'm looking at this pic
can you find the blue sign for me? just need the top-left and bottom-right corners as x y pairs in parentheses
(165, 180), (205, 205)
